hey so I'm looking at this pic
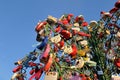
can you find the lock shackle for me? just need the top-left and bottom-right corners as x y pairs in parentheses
(21, 68), (26, 74)
(95, 65), (104, 75)
(95, 65), (102, 71)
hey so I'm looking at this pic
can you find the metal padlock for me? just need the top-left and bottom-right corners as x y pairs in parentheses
(50, 34), (61, 44)
(97, 70), (103, 75)
(11, 72), (25, 80)
(84, 70), (91, 76)
(96, 66), (103, 75)
(111, 73), (120, 80)
(44, 72), (58, 80)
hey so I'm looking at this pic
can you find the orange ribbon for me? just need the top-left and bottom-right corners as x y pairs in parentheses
(44, 54), (53, 71)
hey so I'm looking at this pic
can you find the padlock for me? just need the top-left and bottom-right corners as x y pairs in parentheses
(63, 71), (72, 79)
(101, 12), (111, 21)
(81, 21), (88, 27)
(67, 14), (74, 22)
(75, 15), (84, 23)
(55, 25), (61, 32)
(96, 66), (103, 75)
(63, 45), (73, 54)
(12, 65), (23, 73)
(57, 39), (64, 49)
(64, 24), (72, 30)
(109, 7), (119, 14)
(114, 58), (120, 68)
(70, 75), (81, 80)
(60, 18), (69, 25)
(77, 49), (86, 57)
(35, 21), (47, 33)
(79, 40), (88, 47)
(115, 0), (120, 8)
(97, 70), (103, 75)
(50, 34), (61, 44)
(93, 73), (98, 80)
(84, 70), (91, 76)
(89, 20), (98, 27)
(11, 72), (25, 80)
(11, 72), (19, 80)
(106, 48), (115, 61)
(60, 30), (72, 40)
(36, 34), (41, 42)
(116, 31), (120, 38)
(85, 61), (96, 67)
(75, 57), (84, 69)
(47, 15), (57, 24)
(69, 44), (77, 57)
(111, 73), (120, 80)
(44, 72), (58, 80)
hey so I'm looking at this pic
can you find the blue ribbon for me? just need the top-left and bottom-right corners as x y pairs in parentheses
(37, 36), (48, 50)
(39, 71), (45, 80)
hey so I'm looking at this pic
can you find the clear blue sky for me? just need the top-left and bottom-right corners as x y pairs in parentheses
(0, 0), (117, 80)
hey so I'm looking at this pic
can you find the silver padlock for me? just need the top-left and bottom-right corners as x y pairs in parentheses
(84, 70), (91, 76)
(96, 66), (103, 75)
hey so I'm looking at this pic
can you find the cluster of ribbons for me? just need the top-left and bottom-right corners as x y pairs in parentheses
(11, 1), (120, 80)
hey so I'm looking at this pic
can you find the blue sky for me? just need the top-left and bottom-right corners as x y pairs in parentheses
(0, 0), (117, 80)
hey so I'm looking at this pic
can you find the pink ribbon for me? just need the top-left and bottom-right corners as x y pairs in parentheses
(40, 44), (51, 59)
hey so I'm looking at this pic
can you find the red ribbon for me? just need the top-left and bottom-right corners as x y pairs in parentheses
(55, 25), (61, 32)
(77, 32), (91, 37)
(29, 69), (42, 80)
(70, 44), (77, 57)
